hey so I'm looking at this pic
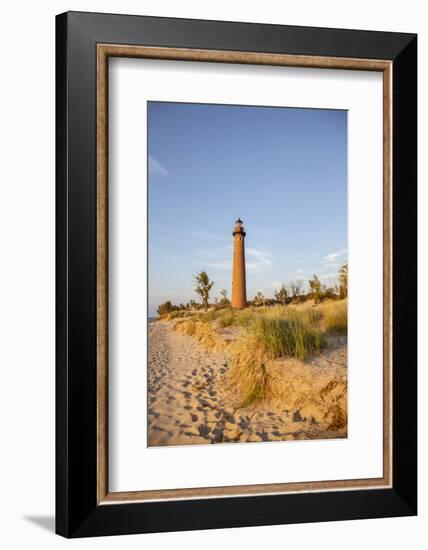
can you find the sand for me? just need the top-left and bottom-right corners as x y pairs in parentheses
(148, 320), (347, 446)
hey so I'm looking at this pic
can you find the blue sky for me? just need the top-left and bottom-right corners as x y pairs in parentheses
(148, 102), (347, 316)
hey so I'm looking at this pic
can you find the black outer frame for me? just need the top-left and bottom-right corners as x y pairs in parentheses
(56, 11), (417, 538)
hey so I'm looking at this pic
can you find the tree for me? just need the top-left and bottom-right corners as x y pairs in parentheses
(219, 288), (230, 305)
(254, 291), (266, 307)
(323, 286), (336, 299)
(339, 263), (348, 299)
(290, 279), (304, 298)
(309, 274), (322, 304)
(194, 271), (214, 311)
(274, 284), (288, 305)
(157, 301), (172, 316)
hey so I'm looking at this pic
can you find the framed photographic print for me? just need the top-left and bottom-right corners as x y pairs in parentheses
(56, 11), (417, 537)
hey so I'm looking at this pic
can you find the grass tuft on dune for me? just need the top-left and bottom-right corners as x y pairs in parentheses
(173, 318), (227, 351)
(248, 307), (327, 361)
(321, 299), (348, 334)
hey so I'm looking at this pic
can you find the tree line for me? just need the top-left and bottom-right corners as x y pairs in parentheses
(157, 263), (348, 316)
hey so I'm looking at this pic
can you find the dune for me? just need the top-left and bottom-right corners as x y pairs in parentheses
(147, 318), (347, 446)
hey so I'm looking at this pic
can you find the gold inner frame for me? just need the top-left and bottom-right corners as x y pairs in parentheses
(96, 44), (393, 504)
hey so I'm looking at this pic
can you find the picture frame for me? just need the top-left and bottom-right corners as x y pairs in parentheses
(56, 11), (417, 538)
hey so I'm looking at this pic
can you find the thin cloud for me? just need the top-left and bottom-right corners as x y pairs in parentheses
(319, 273), (338, 280)
(203, 245), (273, 273)
(246, 246), (272, 271)
(149, 155), (169, 177)
(323, 248), (347, 263)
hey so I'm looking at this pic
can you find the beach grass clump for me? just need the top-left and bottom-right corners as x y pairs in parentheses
(193, 307), (243, 328)
(228, 336), (271, 407)
(203, 309), (222, 322)
(167, 310), (189, 320)
(242, 306), (326, 361)
(174, 319), (197, 336)
(228, 307), (328, 407)
(250, 315), (326, 361)
(195, 306), (237, 325)
(218, 310), (236, 327)
(193, 323), (218, 349)
(231, 307), (262, 327)
(321, 300), (348, 335)
(173, 318), (226, 351)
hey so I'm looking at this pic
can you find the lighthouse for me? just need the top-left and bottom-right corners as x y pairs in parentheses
(231, 218), (247, 309)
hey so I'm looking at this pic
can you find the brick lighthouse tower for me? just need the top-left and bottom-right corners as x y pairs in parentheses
(231, 218), (247, 309)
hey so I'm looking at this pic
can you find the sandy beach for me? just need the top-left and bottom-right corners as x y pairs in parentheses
(148, 319), (347, 446)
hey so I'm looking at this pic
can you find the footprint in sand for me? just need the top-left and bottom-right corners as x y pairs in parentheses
(184, 431), (199, 438)
(239, 418), (249, 430)
(293, 410), (304, 422)
(152, 425), (164, 432)
(256, 431), (270, 442)
(197, 424), (211, 438)
(211, 425), (224, 442)
(198, 398), (212, 408)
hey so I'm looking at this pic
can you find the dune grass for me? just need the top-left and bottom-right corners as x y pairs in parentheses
(218, 310), (236, 327)
(167, 310), (189, 320)
(173, 318), (227, 351)
(321, 299), (348, 335)
(228, 306), (328, 406)
(249, 314), (326, 361)
(170, 300), (347, 408)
